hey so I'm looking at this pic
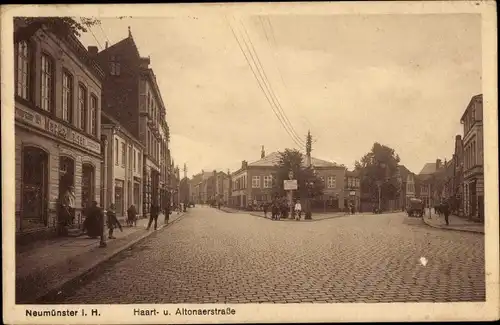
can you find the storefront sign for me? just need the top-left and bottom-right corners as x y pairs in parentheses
(284, 180), (298, 191)
(16, 106), (101, 154)
(15, 107), (45, 129)
(350, 191), (356, 196)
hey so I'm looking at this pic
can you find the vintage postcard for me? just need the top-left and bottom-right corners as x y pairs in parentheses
(2, 1), (498, 324)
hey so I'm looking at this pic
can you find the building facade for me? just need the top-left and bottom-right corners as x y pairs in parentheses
(231, 151), (347, 211)
(460, 94), (484, 221)
(95, 29), (170, 216)
(396, 165), (417, 210)
(101, 112), (144, 217)
(14, 23), (104, 235)
(344, 170), (361, 212)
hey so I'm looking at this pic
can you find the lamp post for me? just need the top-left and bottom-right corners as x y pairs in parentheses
(288, 170), (294, 218)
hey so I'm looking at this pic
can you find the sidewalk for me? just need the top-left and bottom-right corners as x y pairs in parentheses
(15, 211), (185, 304)
(422, 213), (484, 234)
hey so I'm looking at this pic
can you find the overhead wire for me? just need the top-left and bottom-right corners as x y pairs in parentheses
(225, 15), (305, 149)
(238, 20), (305, 148)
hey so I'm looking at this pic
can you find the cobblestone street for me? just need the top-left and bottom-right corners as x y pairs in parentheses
(46, 206), (485, 304)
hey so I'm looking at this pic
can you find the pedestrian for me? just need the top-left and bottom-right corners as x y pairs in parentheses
(83, 200), (102, 238)
(442, 199), (451, 225)
(263, 202), (268, 218)
(350, 202), (355, 215)
(165, 201), (171, 225)
(294, 200), (302, 220)
(106, 203), (123, 239)
(147, 203), (159, 230)
(127, 204), (137, 227)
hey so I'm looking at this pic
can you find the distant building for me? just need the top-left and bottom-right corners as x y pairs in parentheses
(460, 94), (484, 221)
(417, 159), (445, 207)
(344, 170), (361, 212)
(396, 165), (417, 210)
(231, 150), (346, 211)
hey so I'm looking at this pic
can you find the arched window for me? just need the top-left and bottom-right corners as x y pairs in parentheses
(15, 40), (33, 101)
(90, 94), (98, 136)
(62, 70), (74, 123)
(41, 53), (54, 111)
(77, 84), (88, 131)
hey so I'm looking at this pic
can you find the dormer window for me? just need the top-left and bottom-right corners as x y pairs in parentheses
(110, 56), (121, 76)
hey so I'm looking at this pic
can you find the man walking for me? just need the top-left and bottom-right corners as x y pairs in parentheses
(106, 203), (123, 239)
(147, 203), (159, 230)
(441, 199), (451, 226)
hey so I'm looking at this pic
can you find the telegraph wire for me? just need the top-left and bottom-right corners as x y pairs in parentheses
(225, 16), (305, 149)
(88, 25), (103, 50)
(98, 21), (111, 46)
(262, 16), (317, 143)
(238, 20), (305, 148)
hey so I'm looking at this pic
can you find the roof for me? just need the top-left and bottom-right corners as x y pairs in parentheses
(346, 170), (360, 177)
(418, 163), (437, 175)
(248, 151), (341, 168)
(460, 94), (482, 122)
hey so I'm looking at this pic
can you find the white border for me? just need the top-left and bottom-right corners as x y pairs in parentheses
(2, 2), (499, 324)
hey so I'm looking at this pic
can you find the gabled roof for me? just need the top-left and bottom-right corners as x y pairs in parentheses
(248, 151), (340, 168)
(346, 169), (360, 177)
(419, 163), (437, 175)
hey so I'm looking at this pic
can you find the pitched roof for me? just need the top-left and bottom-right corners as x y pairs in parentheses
(248, 151), (340, 168)
(418, 163), (437, 175)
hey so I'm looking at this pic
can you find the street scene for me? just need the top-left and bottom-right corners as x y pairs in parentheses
(11, 11), (487, 306)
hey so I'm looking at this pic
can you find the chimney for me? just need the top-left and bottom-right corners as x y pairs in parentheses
(242, 160), (248, 169)
(87, 46), (98, 57)
(436, 159), (442, 170)
(140, 57), (150, 69)
(105, 41), (108, 49)
(261, 145), (265, 159)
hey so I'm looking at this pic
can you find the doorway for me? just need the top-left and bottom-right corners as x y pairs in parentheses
(114, 179), (124, 217)
(82, 163), (95, 210)
(21, 146), (49, 230)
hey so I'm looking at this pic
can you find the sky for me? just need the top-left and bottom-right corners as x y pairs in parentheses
(78, 13), (482, 178)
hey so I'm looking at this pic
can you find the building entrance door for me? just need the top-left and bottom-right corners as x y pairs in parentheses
(82, 164), (95, 210)
(21, 147), (49, 231)
(115, 180), (124, 217)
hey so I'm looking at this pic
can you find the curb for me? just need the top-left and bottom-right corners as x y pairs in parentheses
(422, 216), (484, 234)
(31, 212), (186, 303)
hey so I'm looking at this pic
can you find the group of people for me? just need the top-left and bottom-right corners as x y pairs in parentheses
(261, 197), (304, 221)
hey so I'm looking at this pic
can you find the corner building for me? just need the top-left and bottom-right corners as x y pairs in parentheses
(14, 23), (104, 235)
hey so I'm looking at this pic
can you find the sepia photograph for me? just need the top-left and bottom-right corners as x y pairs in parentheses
(2, 2), (498, 324)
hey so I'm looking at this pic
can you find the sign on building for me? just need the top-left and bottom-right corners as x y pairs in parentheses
(284, 180), (298, 191)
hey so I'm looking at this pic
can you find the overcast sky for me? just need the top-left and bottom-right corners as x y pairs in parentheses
(79, 14), (481, 177)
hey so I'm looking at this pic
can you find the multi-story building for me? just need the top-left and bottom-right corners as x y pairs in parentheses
(14, 21), (104, 236)
(396, 165), (417, 210)
(344, 170), (361, 211)
(451, 135), (464, 216)
(95, 28), (170, 217)
(101, 111), (144, 217)
(231, 149), (346, 211)
(417, 159), (444, 208)
(460, 94), (484, 221)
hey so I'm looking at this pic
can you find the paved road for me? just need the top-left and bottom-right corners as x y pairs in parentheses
(46, 206), (485, 304)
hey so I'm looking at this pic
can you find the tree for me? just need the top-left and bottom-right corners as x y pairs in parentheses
(272, 149), (324, 200)
(14, 17), (100, 43)
(306, 130), (312, 157)
(354, 142), (401, 206)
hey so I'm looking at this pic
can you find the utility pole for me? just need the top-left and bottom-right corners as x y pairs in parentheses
(304, 130), (313, 220)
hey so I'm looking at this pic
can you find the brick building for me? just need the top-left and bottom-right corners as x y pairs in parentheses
(344, 170), (361, 212)
(460, 94), (484, 221)
(14, 22), (104, 236)
(231, 150), (346, 211)
(95, 28), (170, 217)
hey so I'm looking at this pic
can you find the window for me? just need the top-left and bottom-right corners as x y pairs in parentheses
(137, 152), (141, 172)
(327, 176), (336, 189)
(129, 145), (133, 171)
(110, 56), (121, 76)
(77, 85), (87, 130)
(40, 54), (54, 111)
(252, 176), (260, 188)
(90, 95), (98, 136)
(121, 142), (126, 167)
(133, 149), (137, 171)
(16, 41), (32, 100)
(472, 141), (476, 167)
(263, 175), (272, 188)
(115, 139), (119, 165)
(62, 71), (73, 123)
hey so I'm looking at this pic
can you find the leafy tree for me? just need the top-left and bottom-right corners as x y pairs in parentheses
(354, 142), (401, 205)
(14, 17), (100, 43)
(306, 130), (312, 157)
(272, 149), (324, 200)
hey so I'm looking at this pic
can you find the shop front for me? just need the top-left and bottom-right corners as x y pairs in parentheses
(15, 106), (102, 236)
